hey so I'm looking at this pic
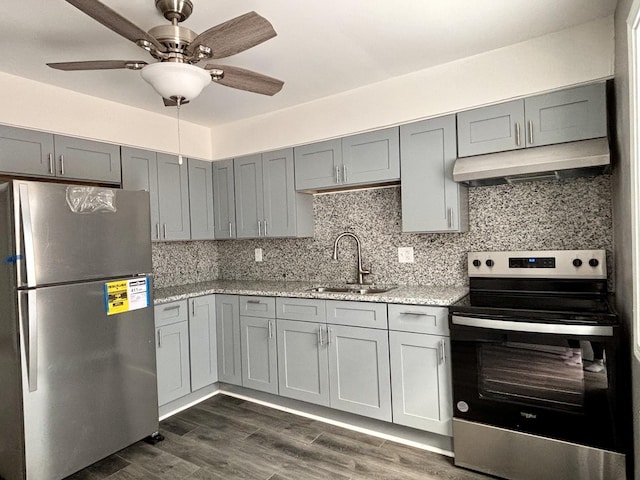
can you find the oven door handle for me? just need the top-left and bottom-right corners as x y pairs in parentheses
(451, 315), (614, 337)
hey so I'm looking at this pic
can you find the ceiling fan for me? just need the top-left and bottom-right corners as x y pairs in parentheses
(47, 0), (284, 106)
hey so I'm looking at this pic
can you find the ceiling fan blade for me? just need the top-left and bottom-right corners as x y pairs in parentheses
(47, 60), (148, 71)
(206, 64), (284, 96)
(65, 0), (165, 52)
(163, 98), (190, 107)
(189, 12), (276, 59)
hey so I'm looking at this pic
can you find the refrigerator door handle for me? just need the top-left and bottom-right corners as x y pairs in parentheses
(19, 183), (37, 288)
(19, 290), (38, 392)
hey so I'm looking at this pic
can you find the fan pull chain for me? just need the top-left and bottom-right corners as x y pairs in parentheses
(176, 99), (183, 165)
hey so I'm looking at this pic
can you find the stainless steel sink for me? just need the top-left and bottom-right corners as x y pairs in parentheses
(309, 286), (395, 295)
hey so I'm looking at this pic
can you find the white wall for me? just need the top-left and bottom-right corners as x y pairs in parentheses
(0, 71), (212, 160)
(211, 16), (614, 160)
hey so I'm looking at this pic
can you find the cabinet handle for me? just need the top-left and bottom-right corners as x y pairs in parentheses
(401, 311), (426, 316)
(246, 299), (261, 304)
(318, 326), (324, 346)
(268, 320), (273, 339)
(528, 120), (534, 145)
(327, 326), (331, 345)
(155, 223), (160, 240)
(229, 222), (232, 238)
(335, 166), (340, 184)
(60, 155), (65, 175)
(264, 220), (268, 236)
(157, 330), (162, 348)
(192, 300), (196, 316)
(163, 304), (180, 311)
(343, 165), (347, 183)
(258, 220), (262, 237)
(48, 154), (54, 174)
(439, 339), (446, 365)
(515, 123), (521, 147)
(163, 223), (167, 239)
(447, 208), (453, 229)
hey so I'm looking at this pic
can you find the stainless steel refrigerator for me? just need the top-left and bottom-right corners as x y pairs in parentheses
(0, 180), (158, 480)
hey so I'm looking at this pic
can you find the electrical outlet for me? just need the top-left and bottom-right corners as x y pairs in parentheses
(255, 248), (263, 262)
(398, 246), (414, 263)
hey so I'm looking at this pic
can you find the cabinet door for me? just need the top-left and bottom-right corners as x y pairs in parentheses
(240, 316), (278, 394)
(121, 147), (161, 241)
(457, 100), (525, 157)
(216, 294), (242, 385)
(342, 127), (400, 186)
(187, 158), (215, 240)
(524, 83), (607, 148)
(212, 159), (236, 239)
(263, 148), (297, 237)
(53, 135), (121, 184)
(0, 125), (55, 177)
(328, 325), (392, 421)
(389, 332), (452, 435)
(157, 153), (191, 241)
(155, 322), (191, 406)
(400, 116), (468, 233)
(234, 154), (264, 238)
(276, 319), (330, 406)
(294, 139), (342, 191)
(189, 295), (218, 391)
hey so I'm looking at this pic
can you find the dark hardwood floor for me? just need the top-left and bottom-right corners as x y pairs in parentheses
(66, 394), (494, 480)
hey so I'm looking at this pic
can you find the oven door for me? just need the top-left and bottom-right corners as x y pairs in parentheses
(449, 314), (622, 452)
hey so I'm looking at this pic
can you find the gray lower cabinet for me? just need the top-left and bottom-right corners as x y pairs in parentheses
(400, 115), (468, 233)
(389, 331), (452, 435)
(216, 294), (242, 385)
(157, 153), (191, 241)
(0, 125), (121, 183)
(457, 82), (606, 157)
(327, 324), (392, 422)
(155, 301), (191, 406)
(276, 318), (330, 406)
(240, 316), (278, 394)
(235, 148), (313, 239)
(294, 128), (400, 192)
(187, 159), (215, 240)
(189, 295), (218, 391)
(121, 147), (161, 241)
(212, 159), (237, 239)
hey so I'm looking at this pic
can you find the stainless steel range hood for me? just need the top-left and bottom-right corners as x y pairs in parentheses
(452, 138), (610, 186)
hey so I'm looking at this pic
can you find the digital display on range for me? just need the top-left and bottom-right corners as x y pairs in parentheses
(508, 257), (555, 268)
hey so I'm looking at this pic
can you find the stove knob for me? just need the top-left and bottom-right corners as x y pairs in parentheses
(589, 258), (600, 267)
(472, 259), (481, 267)
(486, 259), (494, 267)
(572, 259), (583, 267)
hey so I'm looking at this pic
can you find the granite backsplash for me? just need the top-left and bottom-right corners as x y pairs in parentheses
(153, 175), (613, 289)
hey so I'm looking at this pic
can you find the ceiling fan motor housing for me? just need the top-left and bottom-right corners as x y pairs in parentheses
(156, 0), (193, 23)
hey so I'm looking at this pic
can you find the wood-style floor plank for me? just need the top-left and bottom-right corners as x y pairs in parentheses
(65, 394), (494, 480)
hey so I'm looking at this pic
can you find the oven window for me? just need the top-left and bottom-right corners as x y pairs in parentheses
(477, 341), (608, 413)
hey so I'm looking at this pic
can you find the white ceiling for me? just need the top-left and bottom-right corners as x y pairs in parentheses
(2, 0), (617, 128)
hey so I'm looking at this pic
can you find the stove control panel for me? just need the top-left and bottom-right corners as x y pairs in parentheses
(468, 250), (607, 278)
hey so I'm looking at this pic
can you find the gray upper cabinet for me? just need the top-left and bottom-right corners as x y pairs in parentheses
(457, 83), (607, 157)
(240, 315), (278, 394)
(189, 295), (218, 391)
(157, 153), (191, 241)
(400, 115), (468, 233)
(216, 294), (242, 385)
(187, 159), (215, 240)
(212, 159), (236, 239)
(327, 324), (392, 422)
(294, 128), (400, 191)
(121, 147), (161, 241)
(524, 83), (607, 148)
(235, 148), (313, 239)
(0, 126), (121, 184)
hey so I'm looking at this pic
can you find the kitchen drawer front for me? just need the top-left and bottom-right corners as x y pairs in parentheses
(276, 297), (326, 323)
(326, 301), (388, 329)
(388, 304), (449, 336)
(155, 300), (188, 328)
(239, 296), (276, 318)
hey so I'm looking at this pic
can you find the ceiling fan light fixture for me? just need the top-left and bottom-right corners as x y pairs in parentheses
(140, 62), (210, 101)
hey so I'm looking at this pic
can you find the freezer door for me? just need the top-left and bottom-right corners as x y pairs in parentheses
(13, 180), (152, 287)
(20, 279), (158, 480)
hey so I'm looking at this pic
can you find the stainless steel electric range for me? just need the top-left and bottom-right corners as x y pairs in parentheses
(448, 250), (628, 480)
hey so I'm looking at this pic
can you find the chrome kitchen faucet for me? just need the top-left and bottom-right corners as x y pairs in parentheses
(332, 232), (371, 285)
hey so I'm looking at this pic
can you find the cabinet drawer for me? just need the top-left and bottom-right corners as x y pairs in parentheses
(154, 300), (188, 328)
(388, 304), (449, 336)
(239, 296), (276, 318)
(276, 297), (326, 322)
(326, 301), (388, 329)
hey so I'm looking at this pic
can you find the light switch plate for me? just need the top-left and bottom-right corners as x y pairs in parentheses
(255, 248), (263, 262)
(398, 246), (414, 263)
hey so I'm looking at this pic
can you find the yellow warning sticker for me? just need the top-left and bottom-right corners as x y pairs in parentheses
(105, 277), (150, 316)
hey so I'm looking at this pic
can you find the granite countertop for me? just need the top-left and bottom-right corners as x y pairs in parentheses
(153, 280), (468, 306)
